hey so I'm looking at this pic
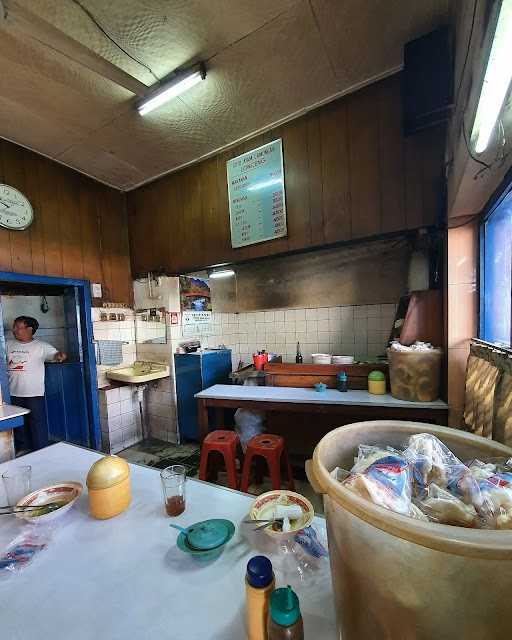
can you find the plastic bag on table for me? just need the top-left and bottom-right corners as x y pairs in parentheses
(294, 526), (329, 559)
(0, 526), (53, 577)
(234, 408), (265, 452)
(416, 483), (478, 527)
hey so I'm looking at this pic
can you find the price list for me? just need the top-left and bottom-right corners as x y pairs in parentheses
(227, 139), (287, 248)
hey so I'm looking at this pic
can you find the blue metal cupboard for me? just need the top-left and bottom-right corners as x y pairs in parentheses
(174, 349), (232, 441)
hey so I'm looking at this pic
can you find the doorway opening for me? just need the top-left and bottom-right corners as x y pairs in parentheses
(0, 272), (100, 451)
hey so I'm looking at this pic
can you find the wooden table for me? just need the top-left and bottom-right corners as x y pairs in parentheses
(0, 443), (336, 639)
(195, 385), (449, 450)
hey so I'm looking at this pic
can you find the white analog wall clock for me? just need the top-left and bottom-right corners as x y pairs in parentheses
(0, 184), (34, 230)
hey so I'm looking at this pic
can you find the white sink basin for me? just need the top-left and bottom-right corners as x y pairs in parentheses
(106, 361), (170, 384)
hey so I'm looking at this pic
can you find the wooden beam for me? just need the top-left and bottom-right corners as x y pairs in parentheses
(2, 0), (149, 96)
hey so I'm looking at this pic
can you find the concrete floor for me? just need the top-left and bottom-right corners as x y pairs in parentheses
(118, 438), (324, 515)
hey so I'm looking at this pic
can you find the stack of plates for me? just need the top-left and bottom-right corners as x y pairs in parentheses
(312, 353), (332, 365)
(332, 355), (355, 365)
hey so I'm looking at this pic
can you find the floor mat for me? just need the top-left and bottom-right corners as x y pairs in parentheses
(148, 450), (201, 475)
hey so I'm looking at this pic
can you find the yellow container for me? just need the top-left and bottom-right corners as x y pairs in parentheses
(368, 370), (386, 395)
(308, 422), (512, 640)
(86, 456), (131, 519)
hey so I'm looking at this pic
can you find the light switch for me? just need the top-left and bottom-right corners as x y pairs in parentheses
(91, 283), (102, 298)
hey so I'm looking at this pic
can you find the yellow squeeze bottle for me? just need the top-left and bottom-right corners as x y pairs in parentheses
(246, 555), (275, 640)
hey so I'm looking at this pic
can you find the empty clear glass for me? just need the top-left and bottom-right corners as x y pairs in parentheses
(2, 465), (32, 506)
(160, 465), (186, 517)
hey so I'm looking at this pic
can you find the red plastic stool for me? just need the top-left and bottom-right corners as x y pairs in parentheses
(240, 434), (295, 493)
(198, 430), (240, 490)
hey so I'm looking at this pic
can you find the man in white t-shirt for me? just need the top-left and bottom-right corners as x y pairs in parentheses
(6, 316), (67, 452)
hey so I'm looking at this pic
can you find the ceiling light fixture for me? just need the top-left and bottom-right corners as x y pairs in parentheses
(471, 0), (512, 154)
(209, 268), (235, 280)
(137, 62), (206, 116)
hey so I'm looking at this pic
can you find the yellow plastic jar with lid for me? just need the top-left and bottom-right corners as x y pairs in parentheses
(86, 456), (131, 519)
(368, 370), (386, 395)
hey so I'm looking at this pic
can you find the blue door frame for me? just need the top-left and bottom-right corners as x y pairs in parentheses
(0, 271), (100, 450)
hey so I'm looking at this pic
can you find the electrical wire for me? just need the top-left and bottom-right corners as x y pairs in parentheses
(70, 0), (160, 84)
(455, 0), (478, 108)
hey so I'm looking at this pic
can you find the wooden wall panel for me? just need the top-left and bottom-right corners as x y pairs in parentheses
(319, 101), (351, 244)
(127, 73), (447, 276)
(0, 139), (132, 305)
(347, 84), (381, 239)
(378, 74), (406, 233)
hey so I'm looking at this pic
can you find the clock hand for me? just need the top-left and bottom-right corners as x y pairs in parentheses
(0, 202), (11, 209)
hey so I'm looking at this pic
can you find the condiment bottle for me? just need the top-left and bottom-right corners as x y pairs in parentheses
(336, 371), (348, 392)
(368, 370), (386, 395)
(295, 342), (303, 364)
(246, 555), (275, 640)
(267, 586), (304, 640)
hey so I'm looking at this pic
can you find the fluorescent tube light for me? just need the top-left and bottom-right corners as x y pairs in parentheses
(472, 0), (512, 153)
(137, 64), (206, 116)
(209, 268), (235, 279)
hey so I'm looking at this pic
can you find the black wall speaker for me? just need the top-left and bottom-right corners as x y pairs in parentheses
(403, 26), (454, 136)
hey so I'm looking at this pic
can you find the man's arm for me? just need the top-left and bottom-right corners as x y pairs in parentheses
(53, 351), (67, 363)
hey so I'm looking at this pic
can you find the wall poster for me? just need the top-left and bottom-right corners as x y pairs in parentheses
(179, 275), (211, 311)
(182, 311), (213, 338)
(226, 139), (287, 248)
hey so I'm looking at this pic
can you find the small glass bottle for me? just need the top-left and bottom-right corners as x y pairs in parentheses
(246, 555), (275, 640)
(267, 586), (304, 640)
(295, 342), (303, 364)
(336, 371), (348, 392)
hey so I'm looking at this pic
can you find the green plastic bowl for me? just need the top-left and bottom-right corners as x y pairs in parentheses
(175, 519), (235, 562)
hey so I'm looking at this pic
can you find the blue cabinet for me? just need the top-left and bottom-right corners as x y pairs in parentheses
(174, 350), (232, 441)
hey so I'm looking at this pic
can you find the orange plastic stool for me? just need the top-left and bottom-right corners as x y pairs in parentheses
(198, 430), (240, 490)
(240, 434), (295, 493)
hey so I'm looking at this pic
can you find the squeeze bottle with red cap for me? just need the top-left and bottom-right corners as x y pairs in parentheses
(246, 555), (275, 640)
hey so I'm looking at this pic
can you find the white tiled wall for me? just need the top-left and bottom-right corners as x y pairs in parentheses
(136, 340), (178, 444)
(99, 385), (142, 454)
(118, 296), (397, 446)
(131, 303), (396, 445)
(91, 307), (137, 388)
(197, 303), (396, 369)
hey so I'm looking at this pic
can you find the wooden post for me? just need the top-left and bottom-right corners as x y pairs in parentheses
(197, 399), (209, 443)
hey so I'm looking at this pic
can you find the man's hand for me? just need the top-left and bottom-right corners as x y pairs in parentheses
(54, 351), (67, 363)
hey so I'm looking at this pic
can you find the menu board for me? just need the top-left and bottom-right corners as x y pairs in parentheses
(227, 139), (287, 248)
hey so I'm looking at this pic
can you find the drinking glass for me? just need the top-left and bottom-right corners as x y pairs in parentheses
(160, 465), (186, 517)
(2, 465), (32, 506)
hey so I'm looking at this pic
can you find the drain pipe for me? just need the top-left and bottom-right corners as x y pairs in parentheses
(136, 384), (148, 440)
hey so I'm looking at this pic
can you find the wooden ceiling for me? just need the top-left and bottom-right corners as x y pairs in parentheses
(0, 0), (454, 190)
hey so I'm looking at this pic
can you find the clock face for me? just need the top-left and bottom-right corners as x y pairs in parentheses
(0, 184), (34, 231)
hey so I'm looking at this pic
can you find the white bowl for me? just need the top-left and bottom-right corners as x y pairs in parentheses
(332, 355), (355, 365)
(312, 353), (332, 365)
(15, 482), (82, 523)
(249, 490), (315, 538)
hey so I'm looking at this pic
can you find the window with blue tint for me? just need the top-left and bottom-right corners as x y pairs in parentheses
(480, 188), (512, 346)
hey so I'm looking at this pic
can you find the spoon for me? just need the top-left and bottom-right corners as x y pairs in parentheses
(169, 524), (188, 534)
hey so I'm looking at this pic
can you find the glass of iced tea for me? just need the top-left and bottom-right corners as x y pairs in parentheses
(160, 465), (186, 517)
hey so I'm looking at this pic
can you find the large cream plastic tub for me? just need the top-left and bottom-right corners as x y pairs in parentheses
(307, 421), (512, 640)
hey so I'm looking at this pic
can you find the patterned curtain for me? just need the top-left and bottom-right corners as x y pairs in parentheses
(463, 342), (512, 446)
